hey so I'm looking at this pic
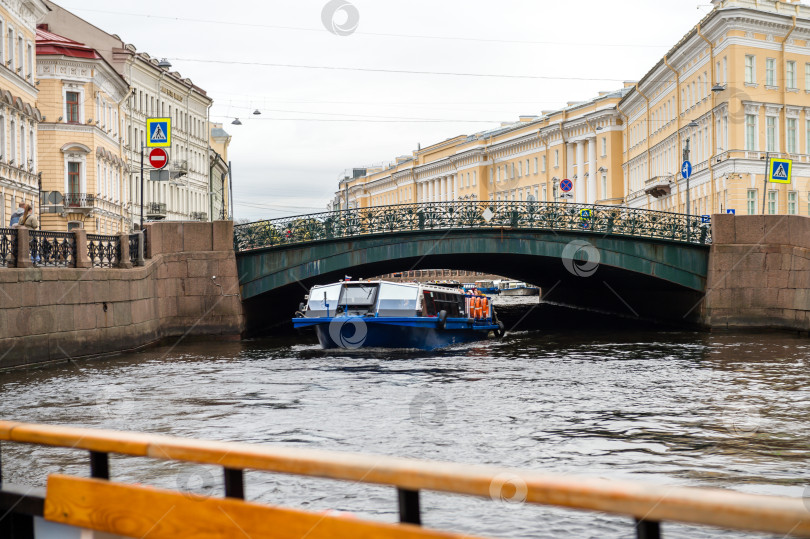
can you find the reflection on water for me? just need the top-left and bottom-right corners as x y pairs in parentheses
(0, 313), (808, 538)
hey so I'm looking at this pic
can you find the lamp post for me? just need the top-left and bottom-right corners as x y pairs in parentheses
(683, 120), (699, 240)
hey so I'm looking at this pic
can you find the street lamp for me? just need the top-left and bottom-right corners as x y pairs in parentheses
(231, 118), (242, 125)
(683, 120), (700, 237)
(711, 83), (726, 92)
(157, 58), (172, 69)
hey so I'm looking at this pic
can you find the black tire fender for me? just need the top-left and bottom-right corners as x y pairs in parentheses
(437, 310), (448, 330)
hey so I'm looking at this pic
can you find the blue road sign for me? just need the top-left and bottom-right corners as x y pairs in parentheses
(681, 160), (692, 180)
(146, 117), (171, 148)
(701, 215), (711, 223)
(580, 209), (592, 230)
(560, 179), (573, 192)
(726, 209), (736, 215)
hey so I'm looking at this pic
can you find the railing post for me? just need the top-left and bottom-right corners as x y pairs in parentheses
(13, 228), (31, 268)
(89, 451), (109, 479)
(636, 519), (661, 539)
(223, 468), (244, 499)
(136, 231), (145, 266)
(73, 229), (90, 269)
(117, 234), (132, 269)
(397, 488), (421, 525)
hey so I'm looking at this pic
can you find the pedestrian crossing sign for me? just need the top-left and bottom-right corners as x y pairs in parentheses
(146, 117), (171, 147)
(768, 157), (792, 184)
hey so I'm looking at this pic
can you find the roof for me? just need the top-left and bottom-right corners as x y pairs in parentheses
(35, 27), (100, 59)
(211, 127), (230, 139)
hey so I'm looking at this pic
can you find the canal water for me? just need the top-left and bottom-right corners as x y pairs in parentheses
(0, 298), (808, 538)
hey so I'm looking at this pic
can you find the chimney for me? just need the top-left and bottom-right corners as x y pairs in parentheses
(37, 23), (48, 31)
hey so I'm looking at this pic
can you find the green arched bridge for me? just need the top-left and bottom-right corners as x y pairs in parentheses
(234, 201), (711, 329)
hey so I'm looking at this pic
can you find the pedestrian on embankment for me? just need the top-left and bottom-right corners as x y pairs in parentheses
(8, 202), (23, 227)
(15, 204), (38, 230)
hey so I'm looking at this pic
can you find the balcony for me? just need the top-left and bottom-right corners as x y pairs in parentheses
(146, 202), (167, 220)
(644, 176), (672, 199)
(190, 211), (208, 222)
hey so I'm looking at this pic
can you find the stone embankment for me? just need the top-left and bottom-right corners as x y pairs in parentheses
(0, 221), (244, 371)
(704, 214), (810, 331)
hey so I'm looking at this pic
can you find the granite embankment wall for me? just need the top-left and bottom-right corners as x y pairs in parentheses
(0, 221), (244, 370)
(704, 214), (810, 331)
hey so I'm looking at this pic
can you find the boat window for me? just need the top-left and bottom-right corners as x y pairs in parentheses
(338, 284), (378, 306)
(306, 283), (342, 317)
(422, 291), (437, 316)
(377, 283), (419, 316)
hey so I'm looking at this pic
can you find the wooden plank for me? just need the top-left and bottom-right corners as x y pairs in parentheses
(8, 423), (157, 456)
(0, 420), (22, 439)
(44, 475), (482, 539)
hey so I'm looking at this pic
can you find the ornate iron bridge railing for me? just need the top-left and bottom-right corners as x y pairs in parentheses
(29, 230), (76, 267)
(86, 234), (121, 268)
(0, 227), (15, 267)
(128, 233), (140, 263)
(234, 201), (711, 252)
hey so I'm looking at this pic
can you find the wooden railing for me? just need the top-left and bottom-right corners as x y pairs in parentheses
(0, 421), (808, 538)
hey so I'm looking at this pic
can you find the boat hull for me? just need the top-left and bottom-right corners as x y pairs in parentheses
(476, 287), (500, 295)
(292, 317), (498, 350)
(500, 287), (539, 296)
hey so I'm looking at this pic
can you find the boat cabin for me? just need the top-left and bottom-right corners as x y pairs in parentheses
(302, 281), (474, 319)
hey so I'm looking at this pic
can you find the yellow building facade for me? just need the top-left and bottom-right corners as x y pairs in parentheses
(0, 0), (47, 228)
(35, 26), (130, 233)
(337, 0), (810, 218)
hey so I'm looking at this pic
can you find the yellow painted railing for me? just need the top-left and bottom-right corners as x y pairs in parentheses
(0, 421), (808, 538)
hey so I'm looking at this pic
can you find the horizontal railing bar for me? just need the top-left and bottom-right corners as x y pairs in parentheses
(0, 484), (45, 517)
(0, 421), (806, 536)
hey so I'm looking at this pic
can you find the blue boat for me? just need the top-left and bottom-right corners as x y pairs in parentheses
(474, 279), (501, 295)
(293, 280), (503, 350)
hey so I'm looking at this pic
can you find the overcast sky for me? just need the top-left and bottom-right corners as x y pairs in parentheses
(56, 0), (715, 220)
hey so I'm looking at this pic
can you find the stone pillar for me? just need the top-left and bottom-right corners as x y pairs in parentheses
(118, 233), (133, 269)
(576, 141), (585, 204)
(14, 227), (31, 268)
(442, 176), (447, 202)
(452, 174), (457, 201)
(73, 229), (91, 269)
(587, 137), (597, 204)
(428, 180), (433, 203)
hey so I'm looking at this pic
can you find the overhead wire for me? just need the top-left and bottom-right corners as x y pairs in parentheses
(55, 5), (670, 49)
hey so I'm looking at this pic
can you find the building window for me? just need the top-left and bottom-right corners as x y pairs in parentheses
(745, 114), (757, 150)
(472, 171), (476, 186)
(766, 58), (776, 86)
(745, 55), (755, 84)
(601, 137), (607, 156)
(747, 189), (757, 215)
(787, 61), (797, 89)
(766, 116), (777, 152)
(787, 118), (797, 153)
(533, 157), (538, 174)
(806, 63), (810, 91)
(601, 173), (607, 199)
(768, 190), (777, 214)
(788, 191), (797, 215)
(518, 161), (522, 177)
(542, 155), (546, 172)
(67, 162), (81, 195)
(66, 92), (79, 123)
(554, 149), (559, 167)
(723, 56), (728, 84)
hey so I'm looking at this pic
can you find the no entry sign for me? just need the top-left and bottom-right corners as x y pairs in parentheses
(149, 148), (168, 169)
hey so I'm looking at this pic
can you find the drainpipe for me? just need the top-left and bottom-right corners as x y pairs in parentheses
(696, 24), (717, 215)
(663, 55), (682, 212)
(780, 16), (797, 213)
(615, 102), (629, 206)
(558, 111), (567, 202)
(634, 84), (653, 210)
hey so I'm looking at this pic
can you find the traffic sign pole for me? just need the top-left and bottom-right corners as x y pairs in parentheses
(140, 142), (144, 228)
(762, 152), (768, 214)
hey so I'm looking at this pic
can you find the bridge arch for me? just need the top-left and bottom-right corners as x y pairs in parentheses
(237, 228), (709, 331)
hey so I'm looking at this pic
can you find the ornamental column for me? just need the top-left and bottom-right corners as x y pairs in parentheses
(587, 137), (597, 204)
(575, 140), (585, 204)
(442, 176), (448, 202)
(452, 174), (458, 201)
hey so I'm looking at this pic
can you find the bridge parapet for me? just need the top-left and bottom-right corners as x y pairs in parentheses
(235, 201), (711, 252)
